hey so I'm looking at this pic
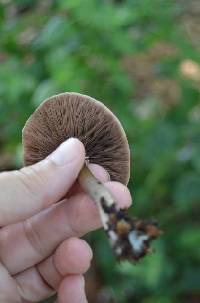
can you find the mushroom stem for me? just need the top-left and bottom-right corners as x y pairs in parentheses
(78, 164), (117, 229)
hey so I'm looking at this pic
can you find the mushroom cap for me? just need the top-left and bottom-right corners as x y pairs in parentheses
(22, 92), (130, 185)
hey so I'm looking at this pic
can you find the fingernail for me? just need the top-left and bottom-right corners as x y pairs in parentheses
(48, 138), (85, 166)
(88, 163), (110, 182)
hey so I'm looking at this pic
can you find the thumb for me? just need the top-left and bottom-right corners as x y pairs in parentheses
(0, 138), (85, 226)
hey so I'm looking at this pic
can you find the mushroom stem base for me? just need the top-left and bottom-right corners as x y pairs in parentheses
(78, 164), (162, 262)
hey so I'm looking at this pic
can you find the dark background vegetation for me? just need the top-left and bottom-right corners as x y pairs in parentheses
(0, 0), (200, 302)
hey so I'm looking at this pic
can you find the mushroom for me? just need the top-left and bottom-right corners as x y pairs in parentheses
(22, 92), (161, 262)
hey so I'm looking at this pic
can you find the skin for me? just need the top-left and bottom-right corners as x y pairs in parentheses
(0, 138), (132, 303)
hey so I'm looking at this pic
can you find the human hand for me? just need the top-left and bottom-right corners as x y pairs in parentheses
(0, 138), (132, 303)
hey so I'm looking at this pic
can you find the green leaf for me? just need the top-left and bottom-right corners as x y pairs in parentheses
(174, 172), (200, 210)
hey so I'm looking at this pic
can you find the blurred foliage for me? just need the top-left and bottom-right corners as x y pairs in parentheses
(0, 0), (200, 302)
